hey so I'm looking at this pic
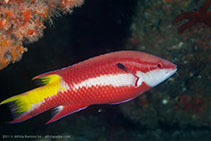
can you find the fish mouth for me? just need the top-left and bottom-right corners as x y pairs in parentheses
(165, 68), (177, 79)
(157, 68), (177, 84)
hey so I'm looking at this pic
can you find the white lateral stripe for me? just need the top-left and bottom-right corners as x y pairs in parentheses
(60, 79), (70, 92)
(73, 73), (136, 90)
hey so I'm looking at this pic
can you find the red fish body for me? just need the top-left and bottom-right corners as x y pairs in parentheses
(0, 51), (177, 124)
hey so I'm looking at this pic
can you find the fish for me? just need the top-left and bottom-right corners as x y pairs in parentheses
(0, 51), (177, 124)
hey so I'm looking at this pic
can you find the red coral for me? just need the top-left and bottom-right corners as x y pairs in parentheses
(0, 0), (84, 70)
(174, 0), (211, 33)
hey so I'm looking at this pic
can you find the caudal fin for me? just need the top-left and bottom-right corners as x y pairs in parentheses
(0, 74), (69, 123)
(0, 94), (88, 124)
(0, 94), (34, 123)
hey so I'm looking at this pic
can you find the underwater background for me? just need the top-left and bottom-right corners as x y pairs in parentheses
(0, 0), (211, 140)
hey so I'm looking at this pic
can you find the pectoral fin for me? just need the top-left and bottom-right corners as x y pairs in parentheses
(116, 63), (130, 73)
(116, 63), (139, 87)
(46, 104), (87, 124)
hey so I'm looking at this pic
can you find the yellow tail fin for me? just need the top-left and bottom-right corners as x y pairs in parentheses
(0, 74), (68, 123)
(0, 94), (30, 120)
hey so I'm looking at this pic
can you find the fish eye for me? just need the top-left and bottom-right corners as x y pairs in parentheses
(156, 62), (163, 69)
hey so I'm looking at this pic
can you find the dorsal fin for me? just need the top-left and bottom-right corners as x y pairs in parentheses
(32, 68), (62, 80)
(33, 74), (61, 86)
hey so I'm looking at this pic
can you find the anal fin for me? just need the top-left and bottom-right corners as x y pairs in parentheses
(46, 104), (87, 124)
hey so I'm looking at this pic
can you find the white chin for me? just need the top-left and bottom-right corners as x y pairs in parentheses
(136, 68), (177, 87)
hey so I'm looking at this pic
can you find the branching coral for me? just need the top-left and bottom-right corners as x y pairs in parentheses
(0, 0), (84, 70)
(174, 0), (211, 33)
